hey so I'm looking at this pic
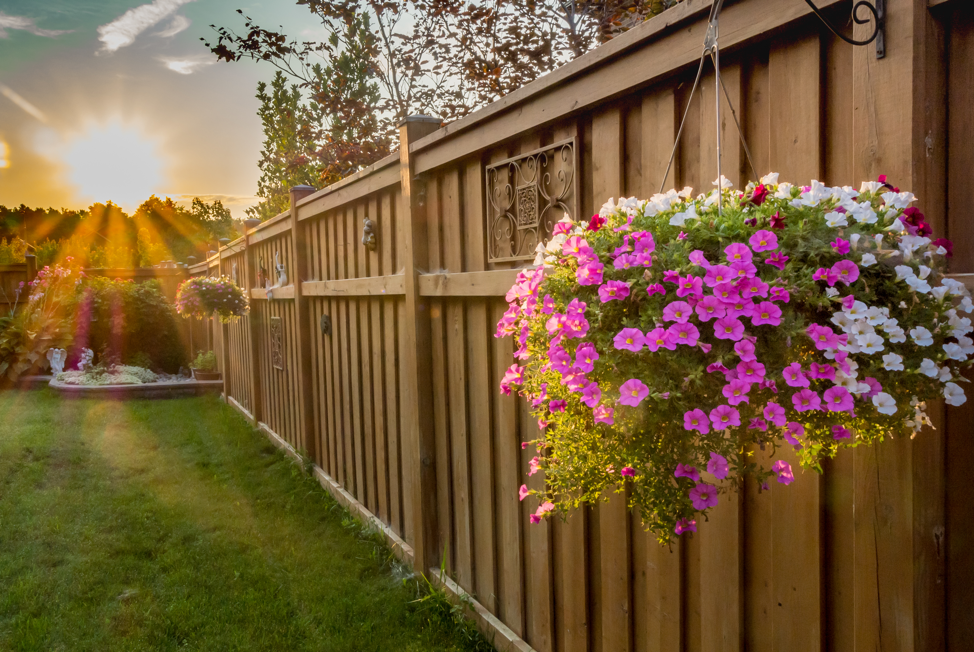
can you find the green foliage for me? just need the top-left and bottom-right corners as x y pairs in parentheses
(0, 237), (26, 264)
(190, 350), (217, 371)
(175, 275), (249, 323)
(71, 277), (187, 373)
(56, 364), (159, 386)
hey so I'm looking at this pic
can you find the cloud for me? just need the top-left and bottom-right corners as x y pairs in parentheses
(97, 0), (196, 53)
(159, 55), (214, 75)
(155, 15), (190, 38)
(0, 83), (48, 123)
(0, 11), (73, 38)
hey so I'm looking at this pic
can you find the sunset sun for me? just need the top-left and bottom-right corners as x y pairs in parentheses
(63, 121), (164, 208)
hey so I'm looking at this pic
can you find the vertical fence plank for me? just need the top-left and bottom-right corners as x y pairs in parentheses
(700, 63), (743, 189)
(641, 88), (677, 195)
(370, 195), (390, 524)
(356, 201), (377, 513)
(381, 190), (403, 535)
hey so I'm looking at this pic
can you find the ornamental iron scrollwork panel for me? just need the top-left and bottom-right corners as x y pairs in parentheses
(487, 138), (576, 263)
(270, 316), (284, 371)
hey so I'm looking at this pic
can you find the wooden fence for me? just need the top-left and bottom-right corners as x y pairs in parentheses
(190, 0), (973, 649)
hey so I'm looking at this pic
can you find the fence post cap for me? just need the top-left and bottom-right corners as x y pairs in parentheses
(398, 115), (441, 128)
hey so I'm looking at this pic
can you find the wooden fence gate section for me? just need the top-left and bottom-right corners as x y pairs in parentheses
(190, 1), (974, 649)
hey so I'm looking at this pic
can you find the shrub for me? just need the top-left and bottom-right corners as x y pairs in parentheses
(499, 174), (973, 540)
(191, 350), (217, 371)
(175, 276), (248, 323)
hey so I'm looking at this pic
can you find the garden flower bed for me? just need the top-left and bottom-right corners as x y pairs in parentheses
(49, 364), (222, 399)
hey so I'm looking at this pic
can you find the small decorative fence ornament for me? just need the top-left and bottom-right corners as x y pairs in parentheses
(498, 175), (972, 540)
(46, 348), (66, 374)
(175, 275), (249, 323)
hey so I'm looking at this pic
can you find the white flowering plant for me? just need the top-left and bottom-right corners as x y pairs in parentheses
(498, 174), (972, 540)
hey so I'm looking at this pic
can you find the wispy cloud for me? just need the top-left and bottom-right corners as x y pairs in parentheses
(0, 83), (48, 123)
(97, 0), (196, 53)
(155, 15), (190, 38)
(0, 11), (73, 38)
(159, 55), (213, 75)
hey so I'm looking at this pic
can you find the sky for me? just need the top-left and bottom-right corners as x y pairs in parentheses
(0, 0), (329, 217)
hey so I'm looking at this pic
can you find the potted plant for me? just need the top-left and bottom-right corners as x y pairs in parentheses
(499, 174), (973, 539)
(190, 350), (221, 381)
(175, 275), (248, 322)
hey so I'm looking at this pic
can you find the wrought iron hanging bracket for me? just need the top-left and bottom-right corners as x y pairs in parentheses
(803, 0), (885, 58)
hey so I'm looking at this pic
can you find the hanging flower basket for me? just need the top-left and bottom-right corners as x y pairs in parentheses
(175, 275), (249, 323)
(498, 174), (972, 540)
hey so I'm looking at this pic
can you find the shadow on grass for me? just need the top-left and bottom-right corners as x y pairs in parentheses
(0, 390), (494, 652)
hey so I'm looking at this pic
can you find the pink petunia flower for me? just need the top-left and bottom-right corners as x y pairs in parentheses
(549, 400), (567, 413)
(576, 261), (604, 286)
(831, 237), (851, 255)
(663, 269), (681, 284)
(712, 281), (740, 302)
(707, 452), (729, 479)
(783, 422), (805, 445)
(529, 457), (541, 475)
(645, 327), (677, 352)
(763, 401), (787, 427)
(725, 242), (753, 264)
(831, 260), (860, 286)
(619, 379), (649, 407)
(808, 362), (836, 381)
(675, 518), (697, 535)
(689, 484), (719, 510)
(695, 295), (727, 322)
(722, 379), (752, 405)
(674, 463), (701, 482)
(613, 328), (646, 352)
(646, 283), (665, 296)
(709, 405), (741, 430)
(704, 265), (735, 288)
(519, 484), (530, 501)
(738, 277), (769, 300)
(769, 287), (790, 303)
(667, 322), (700, 346)
(752, 301), (782, 326)
(594, 405), (615, 424)
(772, 460), (794, 485)
(736, 360), (766, 383)
(806, 324), (840, 350)
(764, 252), (789, 270)
(621, 466), (636, 477)
(823, 386), (854, 413)
(731, 260), (758, 280)
(662, 300), (692, 323)
(613, 254), (637, 270)
(707, 362), (729, 375)
(562, 235), (594, 261)
(734, 339), (756, 361)
(598, 280), (630, 303)
(633, 231), (656, 255)
(813, 267), (840, 287)
(749, 230), (778, 252)
(792, 389), (822, 412)
(676, 274), (703, 298)
(574, 343), (599, 373)
(587, 214), (606, 232)
(748, 417), (769, 431)
(831, 425), (852, 440)
(713, 317), (745, 341)
(683, 409), (710, 434)
(581, 383), (602, 408)
(862, 377), (882, 399)
(688, 250), (712, 268)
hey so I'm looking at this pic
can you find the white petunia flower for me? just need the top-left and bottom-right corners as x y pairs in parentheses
(851, 202), (878, 224)
(944, 342), (967, 361)
(962, 297), (974, 314)
(844, 301), (868, 319)
(834, 372), (860, 391)
(886, 327), (907, 343)
(939, 366), (953, 383)
(598, 198), (618, 217)
(959, 335), (974, 356)
(872, 392), (898, 415)
(850, 320), (876, 338)
(881, 191), (917, 209)
(906, 276), (932, 294)
(760, 172), (779, 186)
(895, 265), (915, 281)
(936, 246), (948, 256)
(545, 233), (568, 253)
(911, 326), (933, 346)
(860, 253), (877, 267)
(949, 314), (973, 336)
(865, 307), (887, 326)
(669, 203), (698, 227)
(944, 382), (967, 407)
(931, 286), (949, 301)
(919, 358), (939, 378)
(713, 176), (734, 189)
(918, 265), (932, 280)
(825, 287), (840, 297)
(831, 312), (854, 330)
(855, 382), (872, 395)
(824, 211), (848, 227)
(882, 353), (904, 371)
(859, 333), (885, 355)
(850, 233), (862, 249)
(802, 180), (831, 206)
(860, 181), (884, 194)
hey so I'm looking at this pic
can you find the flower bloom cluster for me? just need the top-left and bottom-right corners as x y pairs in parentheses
(175, 275), (249, 323)
(499, 174), (973, 540)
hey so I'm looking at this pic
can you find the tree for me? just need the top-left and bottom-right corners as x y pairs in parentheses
(205, 1), (679, 218)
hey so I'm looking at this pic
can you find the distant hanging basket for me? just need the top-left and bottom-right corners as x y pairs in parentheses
(175, 276), (249, 323)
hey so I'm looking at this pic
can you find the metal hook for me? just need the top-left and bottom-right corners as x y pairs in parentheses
(803, 0), (884, 58)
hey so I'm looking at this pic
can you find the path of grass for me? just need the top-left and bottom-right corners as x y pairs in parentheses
(0, 390), (493, 652)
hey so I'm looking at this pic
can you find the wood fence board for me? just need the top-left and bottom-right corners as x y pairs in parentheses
(700, 62), (743, 189)
(641, 88), (677, 195)
(356, 201), (377, 514)
(554, 511), (589, 652)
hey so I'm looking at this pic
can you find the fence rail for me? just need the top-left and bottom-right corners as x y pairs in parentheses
(190, 1), (974, 649)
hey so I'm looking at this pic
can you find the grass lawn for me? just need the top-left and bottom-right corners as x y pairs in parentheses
(0, 390), (493, 652)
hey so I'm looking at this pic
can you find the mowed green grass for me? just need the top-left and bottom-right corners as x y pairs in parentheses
(0, 390), (492, 652)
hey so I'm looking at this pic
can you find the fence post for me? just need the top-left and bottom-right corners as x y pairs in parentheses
(290, 185), (318, 462)
(24, 254), (36, 285)
(243, 219), (263, 426)
(216, 254), (230, 402)
(398, 115), (442, 574)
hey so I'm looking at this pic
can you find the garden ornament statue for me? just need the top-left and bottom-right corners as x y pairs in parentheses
(78, 349), (94, 371)
(265, 251), (288, 300)
(46, 348), (66, 374)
